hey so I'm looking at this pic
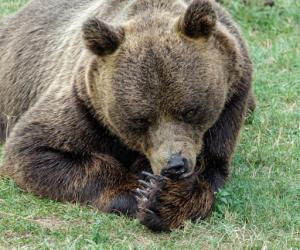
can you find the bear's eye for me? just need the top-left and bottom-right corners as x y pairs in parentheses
(182, 108), (199, 123)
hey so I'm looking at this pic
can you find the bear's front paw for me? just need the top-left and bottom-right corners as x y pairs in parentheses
(136, 171), (214, 232)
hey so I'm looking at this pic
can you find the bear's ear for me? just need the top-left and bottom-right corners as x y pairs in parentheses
(82, 18), (125, 56)
(178, 0), (217, 38)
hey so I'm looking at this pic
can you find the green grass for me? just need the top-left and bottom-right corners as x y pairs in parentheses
(0, 0), (26, 15)
(1, 0), (300, 249)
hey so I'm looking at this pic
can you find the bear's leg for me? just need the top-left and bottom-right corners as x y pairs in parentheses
(202, 90), (251, 192)
(3, 149), (140, 217)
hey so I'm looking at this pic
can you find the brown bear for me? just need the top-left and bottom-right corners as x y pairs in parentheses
(0, 0), (254, 231)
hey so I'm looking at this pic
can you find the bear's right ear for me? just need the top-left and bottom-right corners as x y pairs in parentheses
(82, 18), (125, 56)
(178, 0), (217, 39)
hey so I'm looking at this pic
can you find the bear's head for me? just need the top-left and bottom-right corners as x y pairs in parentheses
(81, 0), (243, 178)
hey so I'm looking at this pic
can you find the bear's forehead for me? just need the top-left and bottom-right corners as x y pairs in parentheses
(111, 56), (221, 114)
(107, 34), (225, 115)
(113, 42), (220, 98)
(113, 39), (218, 90)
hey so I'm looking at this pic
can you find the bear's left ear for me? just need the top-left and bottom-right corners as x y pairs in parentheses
(82, 18), (125, 56)
(178, 0), (217, 39)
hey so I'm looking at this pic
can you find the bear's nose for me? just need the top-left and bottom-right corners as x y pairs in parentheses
(161, 154), (188, 179)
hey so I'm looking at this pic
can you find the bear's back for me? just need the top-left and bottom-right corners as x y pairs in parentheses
(0, 0), (122, 140)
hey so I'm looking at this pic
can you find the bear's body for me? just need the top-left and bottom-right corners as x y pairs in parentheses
(0, 0), (254, 231)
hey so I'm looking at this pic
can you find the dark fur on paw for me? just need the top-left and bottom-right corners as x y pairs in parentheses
(136, 171), (214, 232)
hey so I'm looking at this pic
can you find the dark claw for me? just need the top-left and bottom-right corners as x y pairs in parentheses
(141, 171), (161, 181)
(136, 188), (148, 196)
(144, 208), (154, 214)
(138, 179), (152, 188)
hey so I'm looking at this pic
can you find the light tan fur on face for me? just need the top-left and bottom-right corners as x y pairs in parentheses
(145, 117), (202, 175)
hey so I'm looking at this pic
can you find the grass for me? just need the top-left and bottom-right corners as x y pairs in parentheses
(0, 0), (299, 249)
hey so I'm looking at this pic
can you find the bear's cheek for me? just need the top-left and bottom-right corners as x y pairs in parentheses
(107, 120), (149, 152)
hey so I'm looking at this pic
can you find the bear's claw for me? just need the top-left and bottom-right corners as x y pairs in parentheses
(144, 208), (155, 215)
(138, 179), (153, 189)
(135, 188), (148, 196)
(141, 171), (162, 181)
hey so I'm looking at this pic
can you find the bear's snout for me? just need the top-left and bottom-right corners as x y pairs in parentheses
(145, 120), (201, 177)
(161, 153), (189, 179)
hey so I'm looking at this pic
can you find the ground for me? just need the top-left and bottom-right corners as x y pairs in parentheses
(0, 0), (299, 249)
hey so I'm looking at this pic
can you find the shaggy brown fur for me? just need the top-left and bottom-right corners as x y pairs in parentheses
(0, 0), (254, 231)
